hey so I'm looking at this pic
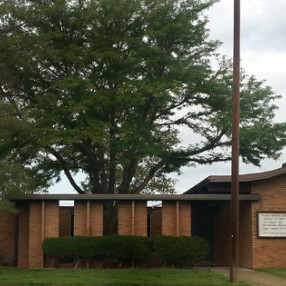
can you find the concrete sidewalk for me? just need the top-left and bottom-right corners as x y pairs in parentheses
(210, 267), (286, 286)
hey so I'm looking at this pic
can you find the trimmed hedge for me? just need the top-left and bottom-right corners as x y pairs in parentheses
(153, 236), (209, 267)
(42, 235), (152, 266)
(42, 235), (208, 268)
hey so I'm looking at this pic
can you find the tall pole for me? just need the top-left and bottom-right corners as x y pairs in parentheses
(230, 0), (240, 283)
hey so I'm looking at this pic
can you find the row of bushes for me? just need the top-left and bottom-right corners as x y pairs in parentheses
(43, 235), (152, 267)
(42, 235), (209, 268)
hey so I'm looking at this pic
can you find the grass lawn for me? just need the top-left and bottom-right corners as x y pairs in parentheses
(258, 268), (286, 279)
(0, 268), (249, 286)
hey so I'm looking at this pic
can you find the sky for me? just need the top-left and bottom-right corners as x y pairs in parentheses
(49, 0), (286, 195)
(172, 0), (286, 193)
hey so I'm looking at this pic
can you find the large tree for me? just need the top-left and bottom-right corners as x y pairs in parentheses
(0, 0), (286, 197)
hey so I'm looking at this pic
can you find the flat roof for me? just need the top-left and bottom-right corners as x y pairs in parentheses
(8, 193), (261, 202)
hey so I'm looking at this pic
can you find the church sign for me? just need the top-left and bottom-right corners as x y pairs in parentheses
(258, 212), (286, 238)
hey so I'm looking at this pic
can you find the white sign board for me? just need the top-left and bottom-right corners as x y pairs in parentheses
(258, 213), (286, 238)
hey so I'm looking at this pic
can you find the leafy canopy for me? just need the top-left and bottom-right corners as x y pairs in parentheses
(0, 0), (285, 195)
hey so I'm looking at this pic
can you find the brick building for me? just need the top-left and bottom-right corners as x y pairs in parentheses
(185, 164), (286, 268)
(1, 165), (286, 269)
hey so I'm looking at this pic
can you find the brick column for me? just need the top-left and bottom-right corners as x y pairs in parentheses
(162, 201), (191, 236)
(118, 201), (132, 235)
(134, 201), (147, 236)
(18, 203), (29, 268)
(118, 201), (147, 236)
(162, 201), (176, 236)
(74, 200), (103, 236)
(90, 201), (103, 236)
(44, 201), (59, 238)
(28, 201), (59, 268)
(74, 201), (87, 236)
(178, 201), (191, 236)
(28, 201), (43, 268)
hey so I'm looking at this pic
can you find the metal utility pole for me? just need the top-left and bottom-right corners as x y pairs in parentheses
(230, 0), (240, 283)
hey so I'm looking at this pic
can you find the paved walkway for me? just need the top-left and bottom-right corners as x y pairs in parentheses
(211, 267), (286, 286)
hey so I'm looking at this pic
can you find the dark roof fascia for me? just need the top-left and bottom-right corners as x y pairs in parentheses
(185, 166), (286, 194)
(7, 193), (261, 202)
(184, 177), (212, 194)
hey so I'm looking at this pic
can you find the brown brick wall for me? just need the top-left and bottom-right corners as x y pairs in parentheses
(239, 202), (252, 268)
(118, 201), (132, 235)
(28, 201), (43, 268)
(18, 203), (29, 268)
(14, 194), (279, 269)
(162, 202), (176, 236)
(90, 202), (103, 236)
(16, 201), (60, 269)
(162, 201), (191, 236)
(28, 201), (60, 268)
(74, 201), (87, 236)
(118, 201), (147, 236)
(0, 210), (16, 266)
(251, 175), (286, 268)
(44, 201), (59, 238)
(179, 202), (191, 236)
(74, 201), (103, 236)
(134, 201), (147, 236)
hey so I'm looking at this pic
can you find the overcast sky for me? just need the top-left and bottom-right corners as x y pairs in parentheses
(173, 0), (286, 193)
(50, 0), (286, 194)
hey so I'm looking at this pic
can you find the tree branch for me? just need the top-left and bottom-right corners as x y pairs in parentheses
(47, 147), (84, 194)
(133, 159), (167, 194)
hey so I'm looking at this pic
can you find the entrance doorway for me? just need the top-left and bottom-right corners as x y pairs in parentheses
(191, 203), (215, 262)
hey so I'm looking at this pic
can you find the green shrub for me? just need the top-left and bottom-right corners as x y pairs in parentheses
(114, 236), (152, 264)
(42, 235), (152, 267)
(153, 236), (209, 267)
(43, 235), (207, 268)
(42, 237), (71, 258)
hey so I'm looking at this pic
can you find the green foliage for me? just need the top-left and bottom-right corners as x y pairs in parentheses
(153, 236), (209, 267)
(42, 237), (71, 258)
(43, 236), (105, 259)
(114, 235), (152, 263)
(0, 160), (46, 198)
(0, 159), (46, 211)
(42, 235), (152, 265)
(0, 0), (285, 195)
(43, 235), (207, 268)
(0, 199), (18, 214)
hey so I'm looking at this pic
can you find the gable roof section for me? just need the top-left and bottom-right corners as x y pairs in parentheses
(185, 165), (286, 194)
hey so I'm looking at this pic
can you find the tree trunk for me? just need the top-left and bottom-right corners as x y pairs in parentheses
(103, 201), (118, 236)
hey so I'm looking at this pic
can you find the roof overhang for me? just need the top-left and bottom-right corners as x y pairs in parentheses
(7, 193), (261, 202)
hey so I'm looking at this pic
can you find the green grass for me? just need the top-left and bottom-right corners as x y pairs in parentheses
(0, 268), (249, 286)
(258, 268), (286, 279)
